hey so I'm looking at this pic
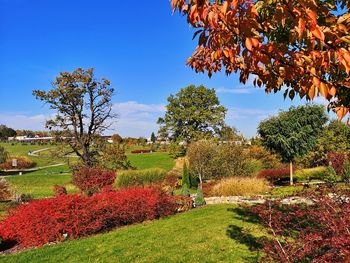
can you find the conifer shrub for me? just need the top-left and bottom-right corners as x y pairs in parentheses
(182, 163), (190, 188)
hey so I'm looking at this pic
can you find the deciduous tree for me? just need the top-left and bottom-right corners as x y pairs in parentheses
(171, 0), (350, 120)
(258, 105), (328, 184)
(158, 85), (227, 143)
(33, 68), (116, 167)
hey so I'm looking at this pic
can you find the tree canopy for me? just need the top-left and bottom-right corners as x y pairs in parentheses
(0, 125), (16, 140)
(171, 0), (350, 120)
(33, 68), (115, 166)
(258, 105), (327, 183)
(158, 85), (227, 143)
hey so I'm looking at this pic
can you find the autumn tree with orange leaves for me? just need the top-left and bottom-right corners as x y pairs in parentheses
(171, 0), (350, 120)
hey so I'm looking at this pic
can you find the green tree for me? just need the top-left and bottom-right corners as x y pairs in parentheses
(258, 105), (328, 185)
(158, 85), (227, 143)
(99, 142), (132, 170)
(219, 125), (240, 142)
(0, 125), (16, 141)
(298, 120), (350, 167)
(33, 68), (116, 167)
(150, 132), (156, 143)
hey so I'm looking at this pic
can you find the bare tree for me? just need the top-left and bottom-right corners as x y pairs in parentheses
(33, 68), (116, 166)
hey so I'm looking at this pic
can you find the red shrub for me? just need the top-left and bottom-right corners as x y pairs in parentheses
(250, 188), (350, 262)
(257, 168), (291, 185)
(0, 157), (35, 170)
(53, 185), (67, 196)
(0, 187), (181, 248)
(131, 149), (151, 154)
(72, 166), (116, 193)
(327, 152), (350, 175)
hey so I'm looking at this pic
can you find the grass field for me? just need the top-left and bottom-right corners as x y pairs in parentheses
(0, 143), (61, 167)
(0, 205), (265, 263)
(127, 152), (174, 171)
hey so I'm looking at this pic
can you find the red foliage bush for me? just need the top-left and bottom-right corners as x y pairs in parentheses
(53, 185), (67, 196)
(0, 157), (35, 170)
(131, 149), (151, 154)
(72, 166), (116, 193)
(327, 152), (350, 175)
(256, 168), (291, 185)
(0, 187), (181, 248)
(250, 188), (350, 262)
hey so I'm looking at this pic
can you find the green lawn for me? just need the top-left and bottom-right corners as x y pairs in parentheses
(0, 205), (265, 263)
(127, 152), (175, 171)
(0, 143), (62, 167)
(4, 165), (75, 199)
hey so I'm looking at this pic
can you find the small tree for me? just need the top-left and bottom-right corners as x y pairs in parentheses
(150, 132), (156, 143)
(187, 140), (217, 189)
(99, 142), (132, 170)
(33, 68), (116, 167)
(258, 105), (328, 185)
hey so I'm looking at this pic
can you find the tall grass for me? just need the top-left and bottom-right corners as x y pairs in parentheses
(115, 168), (167, 188)
(211, 177), (270, 197)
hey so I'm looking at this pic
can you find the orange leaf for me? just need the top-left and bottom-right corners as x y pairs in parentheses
(306, 9), (317, 26)
(335, 107), (349, 121)
(312, 77), (320, 88)
(319, 82), (328, 98)
(311, 27), (325, 41)
(329, 86), (336, 96)
(221, 1), (229, 14)
(296, 18), (305, 36)
(245, 38), (254, 52)
(308, 85), (316, 99)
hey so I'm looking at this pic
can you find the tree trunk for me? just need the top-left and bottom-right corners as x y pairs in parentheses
(198, 173), (203, 189)
(290, 161), (293, 186)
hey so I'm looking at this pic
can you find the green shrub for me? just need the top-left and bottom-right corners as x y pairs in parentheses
(116, 168), (167, 188)
(246, 159), (264, 176)
(294, 167), (327, 182)
(342, 159), (350, 183)
(211, 177), (270, 197)
(168, 143), (186, 159)
(0, 146), (8, 164)
(181, 184), (190, 197)
(182, 163), (190, 188)
(194, 188), (205, 206)
(325, 166), (337, 187)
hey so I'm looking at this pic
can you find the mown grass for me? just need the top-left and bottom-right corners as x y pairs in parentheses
(126, 152), (174, 171)
(0, 143), (62, 167)
(4, 165), (75, 199)
(0, 205), (265, 263)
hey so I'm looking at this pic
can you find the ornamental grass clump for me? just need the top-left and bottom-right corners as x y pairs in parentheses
(211, 177), (269, 197)
(115, 168), (167, 188)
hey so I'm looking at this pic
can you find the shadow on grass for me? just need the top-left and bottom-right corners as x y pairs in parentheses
(226, 207), (265, 255)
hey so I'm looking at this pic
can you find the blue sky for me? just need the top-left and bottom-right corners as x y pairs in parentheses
(0, 0), (331, 138)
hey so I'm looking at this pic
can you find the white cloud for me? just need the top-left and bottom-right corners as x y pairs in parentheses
(216, 88), (253, 94)
(0, 113), (50, 131)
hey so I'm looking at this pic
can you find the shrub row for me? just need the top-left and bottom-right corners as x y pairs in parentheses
(210, 177), (269, 197)
(0, 157), (35, 170)
(115, 168), (167, 188)
(0, 187), (184, 248)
